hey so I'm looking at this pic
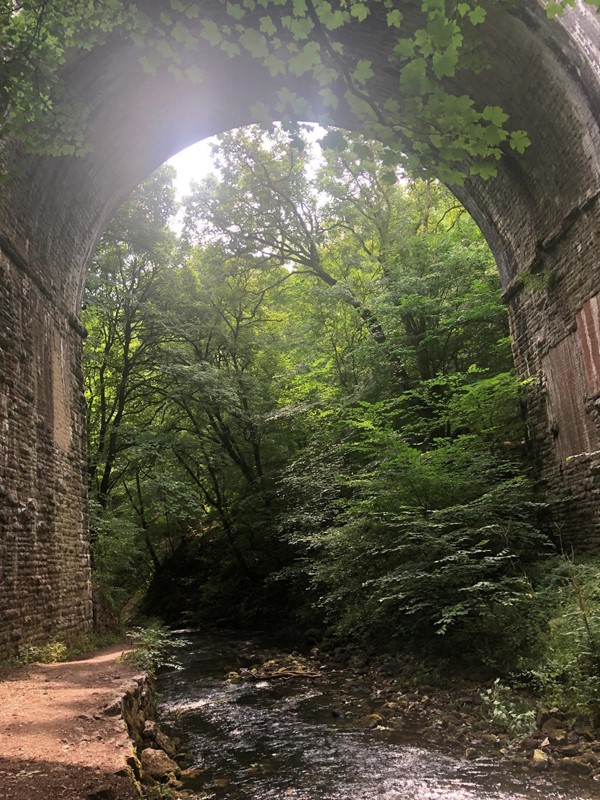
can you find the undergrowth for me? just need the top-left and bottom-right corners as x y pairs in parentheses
(1, 632), (122, 667)
(121, 620), (188, 672)
(520, 554), (600, 726)
(480, 679), (536, 737)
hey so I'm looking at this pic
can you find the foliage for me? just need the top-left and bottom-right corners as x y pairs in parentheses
(84, 126), (551, 674)
(524, 557), (600, 724)
(480, 679), (537, 737)
(21, 640), (68, 664)
(122, 620), (188, 672)
(2, 632), (122, 667)
(2, 0), (598, 183)
(0, 0), (134, 154)
(280, 411), (550, 668)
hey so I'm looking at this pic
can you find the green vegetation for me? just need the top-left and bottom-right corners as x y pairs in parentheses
(480, 679), (537, 738)
(83, 123), (600, 724)
(527, 557), (600, 724)
(1, 0), (598, 180)
(122, 621), (188, 672)
(0, 632), (121, 667)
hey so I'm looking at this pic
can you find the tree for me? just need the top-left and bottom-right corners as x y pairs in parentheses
(84, 166), (178, 509)
(185, 126), (510, 395)
(84, 126), (540, 654)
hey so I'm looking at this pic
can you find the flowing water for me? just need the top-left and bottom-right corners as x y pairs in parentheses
(157, 633), (598, 800)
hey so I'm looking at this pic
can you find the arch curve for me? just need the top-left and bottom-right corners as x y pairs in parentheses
(1, 0), (600, 649)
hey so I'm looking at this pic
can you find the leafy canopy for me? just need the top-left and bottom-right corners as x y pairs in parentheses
(2, 0), (598, 181)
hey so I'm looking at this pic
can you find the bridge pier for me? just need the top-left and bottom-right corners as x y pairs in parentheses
(505, 195), (600, 549)
(0, 249), (92, 653)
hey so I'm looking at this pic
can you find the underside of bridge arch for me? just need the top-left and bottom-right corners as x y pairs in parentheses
(1, 0), (600, 650)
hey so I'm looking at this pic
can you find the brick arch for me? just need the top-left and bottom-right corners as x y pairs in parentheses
(1, 0), (599, 649)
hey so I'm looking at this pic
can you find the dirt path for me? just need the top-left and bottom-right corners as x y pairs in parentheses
(0, 645), (142, 800)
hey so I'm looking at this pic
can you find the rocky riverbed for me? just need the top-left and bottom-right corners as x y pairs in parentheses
(151, 632), (600, 800)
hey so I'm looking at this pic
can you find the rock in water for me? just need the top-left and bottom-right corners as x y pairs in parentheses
(531, 749), (549, 770)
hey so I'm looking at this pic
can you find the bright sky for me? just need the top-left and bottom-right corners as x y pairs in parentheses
(167, 138), (217, 200)
(166, 123), (327, 202)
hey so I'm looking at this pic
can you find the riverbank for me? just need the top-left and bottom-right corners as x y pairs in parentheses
(0, 644), (145, 800)
(2, 635), (600, 800)
(318, 647), (600, 780)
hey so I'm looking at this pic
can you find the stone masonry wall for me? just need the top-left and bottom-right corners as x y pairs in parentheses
(0, 249), (92, 654)
(506, 194), (600, 550)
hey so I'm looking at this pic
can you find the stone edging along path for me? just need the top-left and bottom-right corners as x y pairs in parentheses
(0, 644), (180, 800)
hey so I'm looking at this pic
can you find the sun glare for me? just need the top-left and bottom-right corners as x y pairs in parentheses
(167, 139), (217, 200)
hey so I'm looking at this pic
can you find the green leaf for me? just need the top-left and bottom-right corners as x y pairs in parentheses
(386, 9), (403, 27)
(546, 2), (563, 18)
(432, 51), (458, 78)
(470, 160), (498, 179)
(283, 14), (315, 39)
(482, 105), (509, 127)
(184, 64), (204, 83)
(154, 38), (174, 59)
(221, 40), (241, 57)
(200, 20), (222, 46)
(509, 129), (531, 154)
(276, 86), (309, 115)
(139, 51), (162, 75)
(315, 1), (349, 30)
(289, 41), (321, 76)
(399, 58), (431, 94)
(171, 22), (197, 46)
(226, 2), (246, 20)
(239, 28), (269, 58)
(319, 87), (339, 109)
(353, 59), (374, 85)
(264, 54), (286, 75)
(380, 169), (398, 185)
(259, 15), (277, 36)
(394, 38), (415, 58)
(350, 3), (370, 22)
(468, 6), (486, 25)
(293, 0), (308, 15)
(320, 129), (348, 151)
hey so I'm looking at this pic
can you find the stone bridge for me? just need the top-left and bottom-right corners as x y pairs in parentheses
(0, 1), (599, 652)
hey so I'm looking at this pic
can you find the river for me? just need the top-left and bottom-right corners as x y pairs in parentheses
(157, 633), (598, 800)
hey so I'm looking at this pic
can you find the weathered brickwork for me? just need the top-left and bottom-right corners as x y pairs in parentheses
(0, 0), (599, 649)
(506, 196), (600, 550)
(0, 251), (92, 653)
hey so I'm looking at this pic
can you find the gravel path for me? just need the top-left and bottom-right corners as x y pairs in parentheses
(0, 645), (141, 800)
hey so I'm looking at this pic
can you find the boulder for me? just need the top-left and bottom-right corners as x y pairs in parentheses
(531, 749), (549, 770)
(559, 756), (592, 775)
(541, 716), (565, 735)
(140, 747), (181, 781)
(142, 720), (178, 757)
